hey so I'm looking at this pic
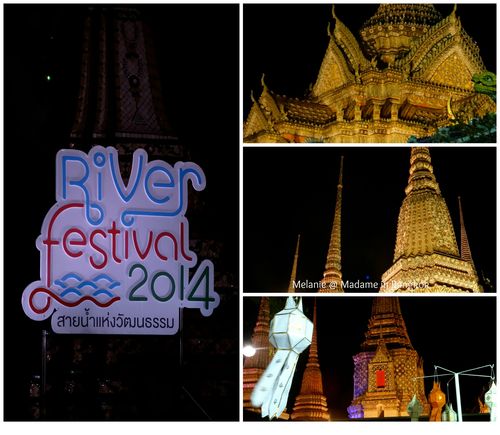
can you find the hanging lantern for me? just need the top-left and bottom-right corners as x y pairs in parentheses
(484, 381), (496, 421)
(441, 403), (458, 421)
(428, 381), (446, 421)
(407, 394), (423, 421)
(251, 296), (313, 419)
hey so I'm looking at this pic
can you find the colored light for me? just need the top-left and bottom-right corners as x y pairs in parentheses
(242, 345), (256, 357)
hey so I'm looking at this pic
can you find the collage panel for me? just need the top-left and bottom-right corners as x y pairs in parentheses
(243, 3), (495, 144)
(244, 147), (496, 294)
(241, 0), (498, 429)
(4, 3), (239, 422)
(243, 296), (496, 421)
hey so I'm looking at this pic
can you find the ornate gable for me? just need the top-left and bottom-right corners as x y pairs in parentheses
(313, 39), (353, 98)
(313, 7), (371, 98)
(243, 100), (272, 139)
(400, 10), (485, 89)
(367, 341), (396, 398)
(425, 46), (476, 89)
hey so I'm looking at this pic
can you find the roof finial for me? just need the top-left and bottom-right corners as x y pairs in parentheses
(288, 234), (301, 293)
(447, 95), (456, 120)
(332, 4), (337, 20)
(261, 73), (268, 92)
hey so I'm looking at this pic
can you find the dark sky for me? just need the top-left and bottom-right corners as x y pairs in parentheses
(243, 296), (497, 420)
(4, 4), (238, 420)
(243, 3), (497, 118)
(243, 147), (496, 292)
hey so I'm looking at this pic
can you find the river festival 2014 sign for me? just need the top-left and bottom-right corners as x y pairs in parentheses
(22, 146), (219, 334)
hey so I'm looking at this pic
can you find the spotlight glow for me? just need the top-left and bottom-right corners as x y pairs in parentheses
(243, 345), (256, 357)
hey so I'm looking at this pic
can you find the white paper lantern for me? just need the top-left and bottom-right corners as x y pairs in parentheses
(485, 381), (497, 421)
(441, 403), (458, 422)
(251, 296), (313, 419)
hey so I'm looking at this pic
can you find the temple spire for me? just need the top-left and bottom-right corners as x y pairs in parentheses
(458, 197), (475, 269)
(291, 300), (330, 421)
(320, 156), (343, 293)
(381, 147), (482, 293)
(70, 7), (177, 149)
(243, 298), (271, 413)
(288, 235), (301, 293)
(362, 297), (413, 351)
(348, 297), (429, 419)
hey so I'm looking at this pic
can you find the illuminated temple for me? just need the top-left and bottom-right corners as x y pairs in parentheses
(244, 4), (495, 143)
(320, 157), (344, 292)
(243, 297), (272, 414)
(381, 147), (483, 292)
(291, 302), (330, 421)
(348, 297), (429, 418)
(70, 7), (182, 164)
(244, 297), (428, 420)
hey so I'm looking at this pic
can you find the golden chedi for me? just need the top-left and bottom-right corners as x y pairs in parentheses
(243, 298), (272, 413)
(320, 157), (343, 292)
(244, 4), (495, 143)
(381, 147), (482, 293)
(291, 302), (330, 421)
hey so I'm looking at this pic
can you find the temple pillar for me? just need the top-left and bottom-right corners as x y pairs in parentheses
(336, 106), (344, 122)
(354, 104), (362, 121)
(390, 102), (399, 121)
(372, 102), (382, 121)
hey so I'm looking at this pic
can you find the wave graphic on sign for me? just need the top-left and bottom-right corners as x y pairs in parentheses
(28, 273), (121, 314)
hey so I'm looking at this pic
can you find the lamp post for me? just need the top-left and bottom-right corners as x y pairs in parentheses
(415, 364), (494, 422)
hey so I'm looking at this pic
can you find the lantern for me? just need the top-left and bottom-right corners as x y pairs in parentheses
(428, 381), (446, 421)
(251, 296), (313, 419)
(407, 394), (423, 421)
(485, 381), (496, 421)
(441, 403), (458, 421)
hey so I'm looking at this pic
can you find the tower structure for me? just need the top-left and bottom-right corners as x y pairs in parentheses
(458, 196), (476, 270)
(244, 4), (495, 143)
(243, 298), (272, 413)
(291, 301), (330, 421)
(347, 297), (429, 419)
(381, 147), (482, 292)
(70, 7), (182, 164)
(288, 235), (301, 293)
(320, 156), (343, 292)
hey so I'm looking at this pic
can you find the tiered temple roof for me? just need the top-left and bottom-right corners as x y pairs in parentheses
(244, 4), (495, 143)
(348, 297), (429, 419)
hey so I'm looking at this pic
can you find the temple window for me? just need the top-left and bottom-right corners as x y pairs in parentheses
(376, 369), (386, 388)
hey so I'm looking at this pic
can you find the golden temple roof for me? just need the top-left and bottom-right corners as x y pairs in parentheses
(362, 4), (443, 29)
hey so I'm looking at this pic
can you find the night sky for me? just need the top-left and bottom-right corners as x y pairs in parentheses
(243, 296), (497, 420)
(243, 147), (496, 292)
(4, 4), (238, 420)
(243, 3), (497, 118)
